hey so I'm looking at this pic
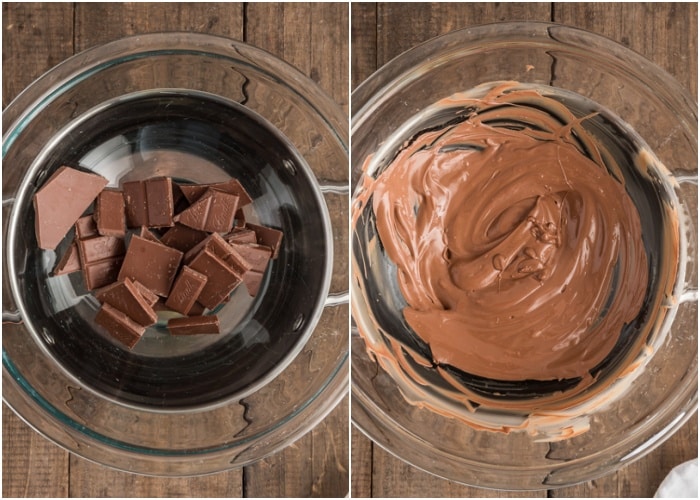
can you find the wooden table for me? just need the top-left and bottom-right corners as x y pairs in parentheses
(350, 2), (698, 498)
(2, 3), (348, 497)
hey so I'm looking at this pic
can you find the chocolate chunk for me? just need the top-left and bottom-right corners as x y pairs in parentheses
(95, 302), (146, 348)
(224, 228), (257, 244)
(33, 166), (108, 250)
(77, 235), (125, 265)
(84, 257), (124, 290)
(131, 279), (159, 307)
(229, 242), (272, 273)
(175, 188), (238, 233)
(117, 235), (183, 297)
(179, 179), (253, 207)
(139, 226), (161, 243)
(165, 266), (208, 315)
(187, 247), (242, 309)
(52, 242), (81, 276)
(184, 233), (252, 275)
(160, 224), (208, 253)
(95, 189), (126, 237)
(95, 278), (157, 327)
(123, 177), (174, 228)
(246, 223), (284, 258)
(189, 302), (206, 316)
(243, 270), (265, 297)
(167, 315), (220, 335)
(75, 215), (99, 240)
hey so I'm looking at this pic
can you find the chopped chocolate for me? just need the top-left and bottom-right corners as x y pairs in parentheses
(83, 257), (123, 291)
(224, 228), (257, 244)
(167, 315), (220, 335)
(95, 278), (157, 327)
(243, 270), (265, 297)
(123, 177), (174, 228)
(117, 235), (183, 297)
(139, 226), (161, 243)
(187, 247), (242, 309)
(229, 243), (272, 273)
(95, 302), (146, 348)
(160, 224), (208, 253)
(75, 215), (99, 240)
(184, 233), (251, 276)
(33, 166), (108, 250)
(95, 189), (126, 237)
(77, 235), (125, 265)
(246, 223), (284, 258)
(189, 302), (206, 316)
(179, 179), (253, 207)
(175, 188), (238, 233)
(52, 242), (81, 276)
(131, 279), (159, 307)
(165, 266), (208, 315)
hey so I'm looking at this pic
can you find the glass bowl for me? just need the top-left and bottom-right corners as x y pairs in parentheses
(3, 33), (348, 476)
(351, 22), (697, 490)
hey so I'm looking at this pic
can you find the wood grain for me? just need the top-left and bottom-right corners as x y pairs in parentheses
(2, 3), (349, 498)
(350, 2), (698, 498)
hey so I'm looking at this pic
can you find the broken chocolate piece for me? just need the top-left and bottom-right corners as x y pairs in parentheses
(224, 228), (257, 244)
(243, 270), (265, 297)
(95, 302), (146, 348)
(95, 279), (158, 327)
(75, 215), (99, 240)
(160, 224), (208, 253)
(83, 257), (124, 291)
(139, 226), (161, 243)
(95, 189), (126, 237)
(131, 279), (159, 307)
(246, 223), (284, 258)
(52, 242), (81, 276)
(189, 302), (206, 316)
(179, 179), (253, 207)
(167, 315), (220, 335)
(175, 188), (238, 233)
(165, 266), (208, 315)
(33, 166), (108, 250)
(229, 243), (272, 273)
(123, 177), (174, 228)
(187, 247), (242, 309)
(117, 235), (183, 297)
(77, 235), (125, 265)
(184, 233), (251, 275)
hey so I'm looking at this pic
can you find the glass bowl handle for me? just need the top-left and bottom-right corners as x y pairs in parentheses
(677, 174), (698, 304)
(319, 179), (349, 308)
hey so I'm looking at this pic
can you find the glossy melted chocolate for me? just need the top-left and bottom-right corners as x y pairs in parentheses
(365, 83), (649, 384)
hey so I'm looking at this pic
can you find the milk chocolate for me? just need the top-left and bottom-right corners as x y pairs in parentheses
(165, 266), (208, 315)
(117, 235), (183, 297)
(75, 215), (99, 239)
(185, 233), (251, 275)
(167, 315), (220, 335)
(52, 242), (81, 276)
(224, 228), (257, 244)
(245, 223), (283, 258)
(83, 257), (124, 291)
(179, 179), (253, 207)
(95, 302), (146, 348)
(229, 243), (272, 273)
(160, 224), (208, 252)
(95, 189), (126, 237)
(95, 278), (157, 327)
(139, 226), (161, 243)
(243, 270), (264, 297)
(77, 235), (125, 265)
(187, 247), (242, 309)
(131, 279), (159, 307)
(33, 166), (108, 250)
(175, 188), (238, 233)
(123, 177), (174, 228)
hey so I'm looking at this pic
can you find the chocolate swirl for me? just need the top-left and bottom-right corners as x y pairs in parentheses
(365, 83), (649, 384)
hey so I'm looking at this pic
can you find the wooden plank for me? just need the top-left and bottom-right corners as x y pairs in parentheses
(376, 2), (552, 66)
(350, 426), (373, 498)
(1, 2), (74, 107)
(74, 2), (244, 51)
(2, 404), (69, 498)
(351, 2), (377, 90)
(554, 2), (697, 99)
